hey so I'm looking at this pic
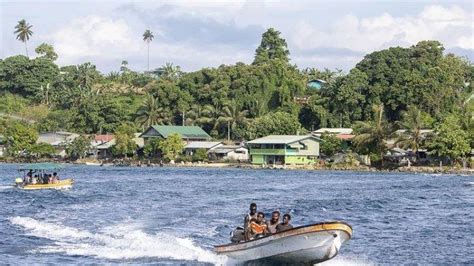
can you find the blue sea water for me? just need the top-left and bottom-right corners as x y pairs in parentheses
(0, 163), (473, 265)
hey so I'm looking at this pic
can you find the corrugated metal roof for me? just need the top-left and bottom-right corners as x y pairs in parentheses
(247, 135), (320, 144)
(313, 128), (353, 135)
(147, 125), (211, 139)
(185, 141), (222, 149)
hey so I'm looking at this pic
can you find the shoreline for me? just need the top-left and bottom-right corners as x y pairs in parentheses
(1, 159), (472, 175)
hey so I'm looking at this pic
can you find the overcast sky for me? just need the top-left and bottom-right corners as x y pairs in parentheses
(1, 0), (473, 73)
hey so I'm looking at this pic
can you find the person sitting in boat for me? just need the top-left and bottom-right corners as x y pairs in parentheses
(249, 212), (268, 239)
(244, 203), (258, 240)
(52, 172), (59, 183)
(266, 210), (280, 234)
(276, 214), (293, 232)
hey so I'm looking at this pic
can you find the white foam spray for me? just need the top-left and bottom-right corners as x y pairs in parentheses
(10, 216), (227, 264)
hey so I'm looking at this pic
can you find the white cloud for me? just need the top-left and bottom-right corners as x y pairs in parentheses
(290, 5), (473, 53)
(50, 16), (140, 65)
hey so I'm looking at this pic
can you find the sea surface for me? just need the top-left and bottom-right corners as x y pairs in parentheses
(0, 164), (473, 265)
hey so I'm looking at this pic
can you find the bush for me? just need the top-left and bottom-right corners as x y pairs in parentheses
(192, 149), (208, 162)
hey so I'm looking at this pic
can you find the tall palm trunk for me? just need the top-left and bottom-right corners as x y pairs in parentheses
(147, 42), (150, 71)
(227, 121), (231, 141)
(24, 41), (29, 57)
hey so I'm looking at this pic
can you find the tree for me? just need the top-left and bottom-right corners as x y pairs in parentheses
(143, 29), (154, 71)
(157, 63), (183, 82)
(246, 112), (304, 139)
(14, 19), (33, 57)
(0, 56), (60, 99)
(218, 100), (248, 141)
(253, 28), (290, 65)
(143, 138), (161, 158)
(158, 133), (184, 162)
(192, 148), (208, 162)
(320, 132), (343, 157)
(113, 122), (137, 157)
(136, 94), (169, 128)
(29, 142), (56, 158)
(395, 105), (426, 154)
(66, 135), (91, 160)
(353, 104), (393, 166)
(4, 121), (38, 155)
(35, 43), (58, 61)
(426, 116), (470, 163)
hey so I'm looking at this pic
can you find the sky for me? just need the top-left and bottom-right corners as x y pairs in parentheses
(1, 0), (473, 73)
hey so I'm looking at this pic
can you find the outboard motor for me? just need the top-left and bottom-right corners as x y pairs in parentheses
(230, 226), (245, 243)
(15, 178), (23, 187)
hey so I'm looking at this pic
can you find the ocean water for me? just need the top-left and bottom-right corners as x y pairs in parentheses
(0, 164), (472, 265)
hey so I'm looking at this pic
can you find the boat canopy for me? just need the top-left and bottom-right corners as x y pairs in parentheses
(18, 163), (64, 171)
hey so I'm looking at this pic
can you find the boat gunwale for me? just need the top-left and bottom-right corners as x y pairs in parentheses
(19, 178), (75, 190)
(214, 221), (352, 252)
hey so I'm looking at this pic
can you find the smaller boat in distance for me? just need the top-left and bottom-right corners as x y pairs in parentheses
(215, 221), (352, 265)
(15, 163), (74, 190)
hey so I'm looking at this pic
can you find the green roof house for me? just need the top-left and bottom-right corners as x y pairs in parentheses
(140, 125), (211, 142)
(247, 135), (321, 165)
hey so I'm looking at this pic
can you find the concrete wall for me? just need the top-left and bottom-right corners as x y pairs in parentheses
(295, 138), (320, 156)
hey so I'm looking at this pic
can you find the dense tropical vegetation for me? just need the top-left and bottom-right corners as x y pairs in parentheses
(0, 22), (472, 165)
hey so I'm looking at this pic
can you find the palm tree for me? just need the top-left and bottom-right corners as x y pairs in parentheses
(158, 63), (183, 82)
(14, 19), (33, 57)
(185, 104), (206, 126)
(143, 30), (154, 71)
(353, 104), (393, 167)
(136, 94), (169, 128)
(396, 106), (425, 155)
(218, 101), (249, 141)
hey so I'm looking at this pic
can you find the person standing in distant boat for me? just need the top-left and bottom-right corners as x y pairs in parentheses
(276, 214), (293, 232)
(244, 203), (258, 240)
(266, 210), (280, 234)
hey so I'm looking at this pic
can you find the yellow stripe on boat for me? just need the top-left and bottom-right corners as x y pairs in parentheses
(21, 179), (74, 190)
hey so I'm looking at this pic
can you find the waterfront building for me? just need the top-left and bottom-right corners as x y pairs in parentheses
(184, 141), (222, 156)
(140, 125), (211, 143)
(207, 145), (249, 162)
(247, 135), (321, 165)
(37, 131), (79, 157)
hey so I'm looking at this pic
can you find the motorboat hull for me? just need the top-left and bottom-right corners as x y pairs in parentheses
(215, 221), (352, 265)
(17, 179), (74, 190)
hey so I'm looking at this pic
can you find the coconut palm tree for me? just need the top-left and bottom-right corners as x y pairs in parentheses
(142, 30), (154, 71)
(353, 104), (393, 167)
(159, 63), (183, 82)
(396, 106), (425, 155)
(185, 104), (206, 126)
(136, 94), (169, 128)
(218, 101), (249, 141)
(14, 19), (33, 57)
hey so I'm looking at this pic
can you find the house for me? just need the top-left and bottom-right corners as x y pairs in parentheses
(140, 125), (211, 143)
(307, 79), (327, 89)
(37, 131), (79, 157)
(312, 128), (354, 151)
(207, 145), (249, 162)
(90, 134), (115, 159)
(184, 141), (222, 156)
(247, 135), (321, 165)
(312, 128), (354, 139)
(90, 133), (144, 159)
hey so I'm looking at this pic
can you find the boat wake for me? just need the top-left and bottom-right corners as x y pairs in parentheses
(319, 255), (374, 266)
(9, 216), (224, 263)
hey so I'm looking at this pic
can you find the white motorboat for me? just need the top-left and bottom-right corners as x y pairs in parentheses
(215, 221), (352, 265)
